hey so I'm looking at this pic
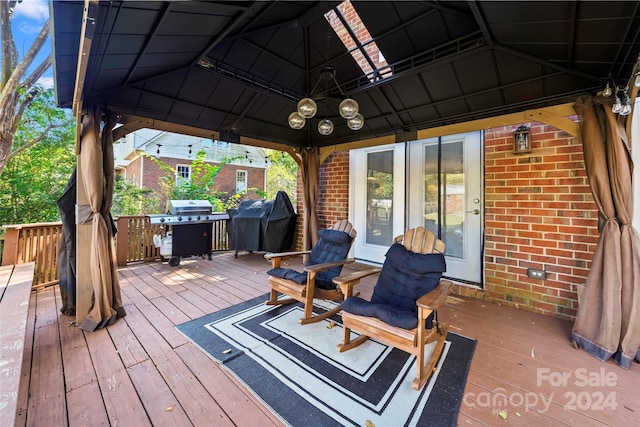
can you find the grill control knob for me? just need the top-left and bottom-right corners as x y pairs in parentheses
(197, 215), (201, 220)
(177, 216), (182, 221)
(188, 216), (192, 221)
(160, 217), (165, 223)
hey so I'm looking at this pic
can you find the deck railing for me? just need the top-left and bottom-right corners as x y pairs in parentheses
(1, 222), (63, 290)
(2, 215), (231, 288)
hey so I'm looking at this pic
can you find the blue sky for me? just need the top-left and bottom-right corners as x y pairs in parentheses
(12, 0), (52, 88)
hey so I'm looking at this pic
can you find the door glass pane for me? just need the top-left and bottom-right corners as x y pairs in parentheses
(441, 141), (464, 258)
(366, 150), (393, 246)
(423, 145), (439, 236)
(423, 141), (464, 258)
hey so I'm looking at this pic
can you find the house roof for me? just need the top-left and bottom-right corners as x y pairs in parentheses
(51, 1), (640, 149)
(115, 130), (268, 168)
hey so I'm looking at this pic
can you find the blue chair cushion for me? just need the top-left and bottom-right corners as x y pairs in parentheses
(341, 242), (446, 329)
(267, 228), (353, 290)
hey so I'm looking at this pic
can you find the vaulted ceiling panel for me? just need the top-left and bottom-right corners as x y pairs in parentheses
(454, 52), (500, 94)
(421, 64), (462, 103)
(464, 91), (505, 114)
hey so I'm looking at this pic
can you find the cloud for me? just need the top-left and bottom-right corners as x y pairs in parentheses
(36, 76), (53, 89)
(14, 0), (49, 22)
(17, 22), (43, 35)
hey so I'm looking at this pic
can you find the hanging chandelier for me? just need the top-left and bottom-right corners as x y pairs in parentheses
(288, 67), (364, 135)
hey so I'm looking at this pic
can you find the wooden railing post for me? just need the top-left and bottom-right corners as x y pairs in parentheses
(1, 227), (21, 266)
(116, 216), (129, 267)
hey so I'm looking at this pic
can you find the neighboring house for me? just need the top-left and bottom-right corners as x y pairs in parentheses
(113, 130), (268, 212)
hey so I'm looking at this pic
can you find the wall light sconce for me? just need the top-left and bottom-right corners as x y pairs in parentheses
(513, 126), (531, 154)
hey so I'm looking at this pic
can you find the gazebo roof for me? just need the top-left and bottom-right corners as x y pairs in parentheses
(51, 1), (640, 147)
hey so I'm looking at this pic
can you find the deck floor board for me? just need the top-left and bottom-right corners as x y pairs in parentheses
(16, 252), (640, 426)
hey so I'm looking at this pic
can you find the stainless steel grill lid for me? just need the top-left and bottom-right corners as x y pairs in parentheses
(167, 200), (213, 215)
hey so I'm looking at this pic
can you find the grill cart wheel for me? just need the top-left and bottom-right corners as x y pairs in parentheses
(168, 256), (180, 267)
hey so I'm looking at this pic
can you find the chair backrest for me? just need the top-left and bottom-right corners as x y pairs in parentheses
(370, 227), (446, 318)
(308, 220), (356, 287)
(330, 218), (357, 239)
(394, 227), (445, 254)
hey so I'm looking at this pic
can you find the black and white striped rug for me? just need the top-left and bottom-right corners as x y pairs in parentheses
(176, 295), (475, 427)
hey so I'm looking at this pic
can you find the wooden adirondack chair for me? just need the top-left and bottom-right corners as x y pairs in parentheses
(333, 227), (452, 390)
(265, 219), (357, 324)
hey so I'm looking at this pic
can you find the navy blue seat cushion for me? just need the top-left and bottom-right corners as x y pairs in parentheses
(341, 242), (446, 329)
(267, 228), (353, 290)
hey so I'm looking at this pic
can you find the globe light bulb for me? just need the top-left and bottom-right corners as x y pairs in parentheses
(621, 96), (632, 115)
(339, 98), (359, 119)
(347, 113), (364, 131)
(318, 119), (334, 135)
(612, 97), (622, 113)
(602, 82), (612, 97)
(297, 98), (317, 118)
(288, 112), (305, 129)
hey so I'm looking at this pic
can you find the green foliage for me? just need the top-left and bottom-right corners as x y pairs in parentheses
(265, 149), (298, 206)
(111, 175), (158, 216)
(15, 88), (71, 149)
(0, 88), (76, 225)
(147, 150), (243, 211)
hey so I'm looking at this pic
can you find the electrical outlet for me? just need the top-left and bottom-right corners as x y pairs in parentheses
(527, 268), (546, 280)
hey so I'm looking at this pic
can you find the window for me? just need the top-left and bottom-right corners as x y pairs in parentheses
(215, 140), (228, 150)
(236, 170), (247, 193)
(176, 164), (191, 185)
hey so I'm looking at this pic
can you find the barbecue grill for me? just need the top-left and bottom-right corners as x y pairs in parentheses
(149, 200), (227, 266)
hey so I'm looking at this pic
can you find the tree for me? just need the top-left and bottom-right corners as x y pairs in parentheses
(0, 0), (55, 177)
(111, 175), (158, 217)
(265, 149), (298, 206)
(0, 87), (75, 225)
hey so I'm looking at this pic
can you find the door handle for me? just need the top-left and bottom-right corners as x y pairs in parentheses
(466, 209), (480, 215)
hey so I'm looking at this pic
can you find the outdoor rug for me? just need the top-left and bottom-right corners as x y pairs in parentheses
(176, 294), (476, 427)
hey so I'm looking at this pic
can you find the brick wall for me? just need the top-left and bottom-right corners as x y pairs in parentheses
(479, 122), (598, 320)
(294, 151), (351, 248)
(126, 157), (143, 187)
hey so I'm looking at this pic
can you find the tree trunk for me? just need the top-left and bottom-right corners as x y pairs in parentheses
(0, 3), (50, 177)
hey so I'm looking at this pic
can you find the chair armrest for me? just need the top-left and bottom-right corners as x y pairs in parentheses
(332, 268), (382, 286)
(417, 279), (452, 310)
(333, 267), (382, 297)
(304, 258), (354, 273)
(264, 250), (311, 261)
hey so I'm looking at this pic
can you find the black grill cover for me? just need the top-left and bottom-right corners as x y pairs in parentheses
(227, 191), (297, 255)
(56, 168), (77, 315)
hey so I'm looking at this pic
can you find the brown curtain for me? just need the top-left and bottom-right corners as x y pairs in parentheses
(300, 146), (320, 250)
(572, 95), (640, 368)
(78, 106), (126, 331)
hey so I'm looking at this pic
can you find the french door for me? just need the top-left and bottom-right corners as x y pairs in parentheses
(350, 144), (406, 263)
(351, 132), (483, 285)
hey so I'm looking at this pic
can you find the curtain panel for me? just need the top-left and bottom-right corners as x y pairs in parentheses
(572, 95), (640, 368)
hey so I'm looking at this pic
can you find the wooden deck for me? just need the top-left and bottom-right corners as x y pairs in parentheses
(14, 252), (640, 426)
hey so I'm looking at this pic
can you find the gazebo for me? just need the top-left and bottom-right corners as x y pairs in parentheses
(50, 1), (639, 366)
